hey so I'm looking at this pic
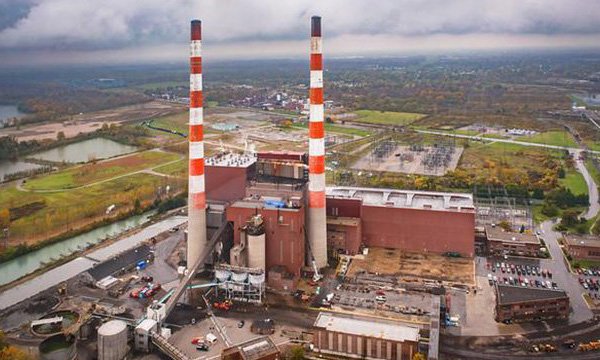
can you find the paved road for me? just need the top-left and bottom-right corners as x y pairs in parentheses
(0, 215), (187, 311)
(535, 148), (599, 324)
(539, 220), (594, 323)
(571, 149), (600, 219)
(145, 230), (184, 284)
(583, 110), (600, 131)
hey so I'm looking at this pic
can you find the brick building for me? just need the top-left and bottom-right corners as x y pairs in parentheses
(312, 312), (421, 360)
(226, 183), (306, 290)
(222, 336), (280, 360)
(494, 284), (569, 323)
(563, 234), (600, 260)
(325, 187), (475, 257)
(485, 225), (541, 257)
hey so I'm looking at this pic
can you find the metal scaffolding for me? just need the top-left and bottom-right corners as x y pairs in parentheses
(214, 264), (265, 303)
(421, 139), (456, 172)
(474, 185), (533, 230)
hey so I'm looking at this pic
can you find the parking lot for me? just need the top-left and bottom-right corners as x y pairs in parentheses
(454, 250), (594, 336)
(485, 259), (558, 290)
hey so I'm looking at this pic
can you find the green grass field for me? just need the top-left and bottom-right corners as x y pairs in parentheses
(584, 141), (600, 152)
(153, 159), (187, 177)
(559, 170), (588, 196)
(519, 131), (578, 148)
(1, 172), (185, 244)
(23, 150), (180, 191)
(353, 110), (425, 126)
(150, 112), (188, 134)
(291, 122), (372, 137)
(459, 141), (561, 173)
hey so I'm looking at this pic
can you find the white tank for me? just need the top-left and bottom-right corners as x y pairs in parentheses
(230, 272), (248, 282)
(98, 320), (128, 360)
(215, 269), (231, 282)
(247, 233), (266, 271)
(248, 273), (265, 285)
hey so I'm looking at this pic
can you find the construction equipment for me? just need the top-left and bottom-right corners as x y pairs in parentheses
(304, 226), (323, 282)
(578, 340), (600, 351)
(213, 299), (232, 311)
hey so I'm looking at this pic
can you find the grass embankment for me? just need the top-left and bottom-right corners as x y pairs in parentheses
(0, 172), (185, 246)
(23, 150), (180, 191)
(353, 110), (425, 126)
(520, 131), (578, 148)
(460, 141), (556, 171)
(572, 258), (600, 269)
(147, 111), (222, 138)
(559, 171), (588, 196)
(291, 122), (372, 137)
(154, 159), (187, 178)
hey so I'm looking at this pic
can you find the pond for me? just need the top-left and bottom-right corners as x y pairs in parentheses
(0, 160), (42, 181)
(31, 137), (138, 163)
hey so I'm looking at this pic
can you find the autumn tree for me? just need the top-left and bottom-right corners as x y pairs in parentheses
(0, 209), (9, 228)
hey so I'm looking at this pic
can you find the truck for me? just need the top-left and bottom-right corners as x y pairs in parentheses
(213, 299), (232, 311)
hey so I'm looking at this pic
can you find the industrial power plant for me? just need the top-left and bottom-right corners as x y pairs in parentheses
(127, 16), (473, 360)
(2, 1), (599, 360)
(0, 15), (497, 360)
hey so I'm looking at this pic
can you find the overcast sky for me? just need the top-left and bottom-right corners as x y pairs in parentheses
(1, 0), (600, 67)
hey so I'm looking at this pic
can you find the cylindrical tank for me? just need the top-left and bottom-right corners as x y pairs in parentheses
(231, 272), (248, 282)
(215, 269), (231, 282)
(249, 273), (265, 285)
(97, 320), (128, 360)
(247, 233), (266, 271)
(39, 334), (77, 360)
(246, 215), (266, 271)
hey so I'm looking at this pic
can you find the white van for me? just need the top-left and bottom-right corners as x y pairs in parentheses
(205, 333), (217, 344)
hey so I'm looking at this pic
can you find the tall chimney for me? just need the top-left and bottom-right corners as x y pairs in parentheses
(187, 20), (207, 268)
(307, 16), (328, 268)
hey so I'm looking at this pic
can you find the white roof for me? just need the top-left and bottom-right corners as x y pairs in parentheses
(314, 313), (419, 342)
(326, 186), (474, 212)
(136, 318), (157, 332)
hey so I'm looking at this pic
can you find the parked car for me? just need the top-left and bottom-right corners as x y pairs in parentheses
(375, 295), (387, 302)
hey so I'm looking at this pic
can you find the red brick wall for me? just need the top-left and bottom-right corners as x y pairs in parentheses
(205, 165), (250, 203)
(326, 197), (362, 218)
(226, 206), (305, 277)
(360, 205), (474, 257)
(327, 221), (362, 255)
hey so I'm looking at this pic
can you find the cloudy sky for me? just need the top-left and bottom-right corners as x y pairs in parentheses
(1, 0), (600, 67)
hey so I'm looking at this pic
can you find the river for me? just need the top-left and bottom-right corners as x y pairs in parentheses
(30, 137), (138, 163)
(0, 211), (156, 286)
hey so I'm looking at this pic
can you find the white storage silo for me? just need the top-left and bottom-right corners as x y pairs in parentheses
(246, 215), (266, 271)
(98, 320), (128, 360)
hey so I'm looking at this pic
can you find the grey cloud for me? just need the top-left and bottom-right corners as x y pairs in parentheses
(0, 0), (599, 64)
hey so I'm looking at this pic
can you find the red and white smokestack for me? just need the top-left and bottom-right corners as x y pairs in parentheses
(187, 19), (207, 268)
(307, 16), (328, 268)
